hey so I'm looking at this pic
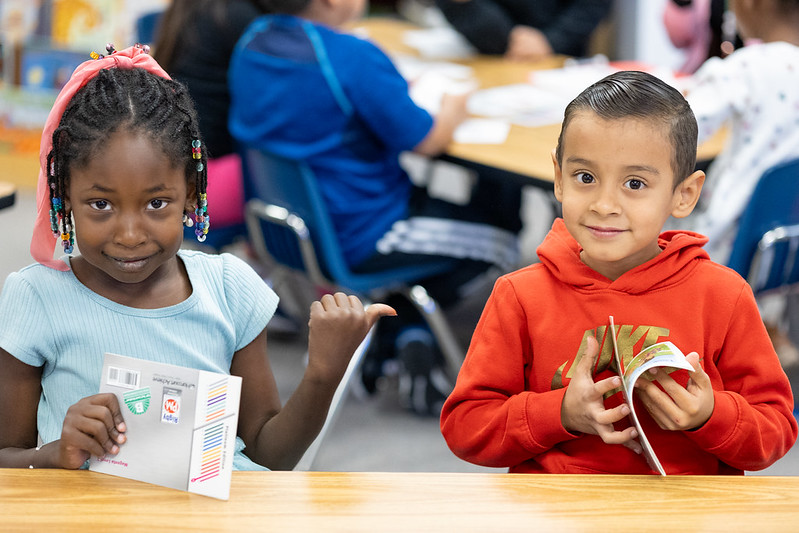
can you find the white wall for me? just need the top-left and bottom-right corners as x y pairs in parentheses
(612, 0), (686, 70)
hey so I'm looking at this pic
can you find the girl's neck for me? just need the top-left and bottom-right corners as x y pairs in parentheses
(753, 13), (799, 46)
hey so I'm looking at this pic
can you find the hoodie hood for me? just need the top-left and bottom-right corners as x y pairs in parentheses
(537, 218), (710, 295)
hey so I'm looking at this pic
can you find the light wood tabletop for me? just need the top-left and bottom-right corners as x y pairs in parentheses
(355, 18), (726, 187)
(2, 469), (798, 532)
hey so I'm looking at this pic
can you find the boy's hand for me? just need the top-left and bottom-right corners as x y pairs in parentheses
(306, 293), (396, 385)
(561, 336), (643, 454)
(58, 393), (126, 469)
(634, 352), (714, 431)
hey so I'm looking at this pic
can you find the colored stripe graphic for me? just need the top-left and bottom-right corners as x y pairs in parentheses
(195, 423), (224, 483)
(205, 378), (228, 422)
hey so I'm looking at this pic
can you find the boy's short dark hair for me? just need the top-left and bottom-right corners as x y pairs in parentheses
(555, 70), (698, 186)
(262, 0), (311, 14)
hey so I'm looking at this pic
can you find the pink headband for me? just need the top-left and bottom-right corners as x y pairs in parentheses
(31, 45), (171, 271)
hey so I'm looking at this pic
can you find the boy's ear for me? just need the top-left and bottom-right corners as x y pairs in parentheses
(671, 170), (705, 219)
(551, 148), (564, 203)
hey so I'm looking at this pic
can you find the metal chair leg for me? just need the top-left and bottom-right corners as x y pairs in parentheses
(403, 285), (464, 382)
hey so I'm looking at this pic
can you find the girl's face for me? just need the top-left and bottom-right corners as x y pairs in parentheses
(66, 129), (195, 304)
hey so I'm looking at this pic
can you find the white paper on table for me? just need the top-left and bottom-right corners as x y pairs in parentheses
(529, 60), (687, 103)
(402, 27), (477, 60)
(393, 54), (474, 83)
(454, 118), (511, 144)
(529, 61), (619, 102)
(467, 84), (570, 127)
(408, 70), (478, 115)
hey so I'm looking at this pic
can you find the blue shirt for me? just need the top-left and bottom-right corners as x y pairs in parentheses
(229, 15), (434, 266)
(0, 250), (278, 470)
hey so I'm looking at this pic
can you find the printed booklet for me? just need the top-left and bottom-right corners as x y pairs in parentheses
(608, 317), (695, 476)
(88, 353), (242, 500)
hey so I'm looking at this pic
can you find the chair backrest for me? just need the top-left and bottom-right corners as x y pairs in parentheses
(239, 148), (457, 294)
(727, 158), (799, 294)
(240, 147), (345, 280)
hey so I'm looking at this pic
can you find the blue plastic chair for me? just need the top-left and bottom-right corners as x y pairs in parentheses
(727, 158), (799, 295)
(240, 147), (464, 469)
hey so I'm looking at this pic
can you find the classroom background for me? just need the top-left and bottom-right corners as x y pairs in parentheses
(1, 0), (798, 474)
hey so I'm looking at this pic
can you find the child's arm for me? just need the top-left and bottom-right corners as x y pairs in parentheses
(413, 92), (469, 157)
(0, 348), (127, 469)
(685, 55), (742, 145)
(233, 293), (395, 470)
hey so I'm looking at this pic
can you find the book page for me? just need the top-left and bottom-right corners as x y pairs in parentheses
(608, 317), (694, 476)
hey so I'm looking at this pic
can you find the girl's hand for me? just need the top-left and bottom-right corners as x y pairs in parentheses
(305, 293), (396, 385)
(634, 352), (714, 431)
(561, 335), (643, 454)
(58, 393), (126, 469)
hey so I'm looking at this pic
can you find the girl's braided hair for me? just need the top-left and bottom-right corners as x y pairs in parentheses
(46, 67), (208, 249)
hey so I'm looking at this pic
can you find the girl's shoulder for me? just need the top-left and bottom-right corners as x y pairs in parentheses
(722, 41), (799, 69)
(4, 261), (74, 290)
(178, 249), (269, 296)
(179, 249), (259, 278)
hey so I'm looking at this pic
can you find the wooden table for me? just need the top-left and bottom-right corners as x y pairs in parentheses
(356, 18), (726, 188)
(2, 469), (798, 532)
(0, 180), (16, 210)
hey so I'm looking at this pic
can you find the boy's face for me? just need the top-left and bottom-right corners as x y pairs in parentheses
(553, 112), (703, 281)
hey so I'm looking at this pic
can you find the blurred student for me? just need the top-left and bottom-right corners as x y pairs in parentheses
(440, 71), (797, 474)
(228, 0), (522, 415)
(673, 0), (799, 363)
(677, 0), (799, 264)
(153, 0), (272, 230)
(434, 0), (612, 61)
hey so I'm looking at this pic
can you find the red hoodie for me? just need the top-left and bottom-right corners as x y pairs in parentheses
(441, 219), (797, 474)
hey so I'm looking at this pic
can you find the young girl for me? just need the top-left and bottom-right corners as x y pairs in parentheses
(0, 45), (394, 471)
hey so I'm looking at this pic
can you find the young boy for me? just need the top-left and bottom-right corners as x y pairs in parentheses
(440, 71), (798, 475)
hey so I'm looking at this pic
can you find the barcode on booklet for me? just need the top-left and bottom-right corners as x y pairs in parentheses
(107, 366), (141, 390)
